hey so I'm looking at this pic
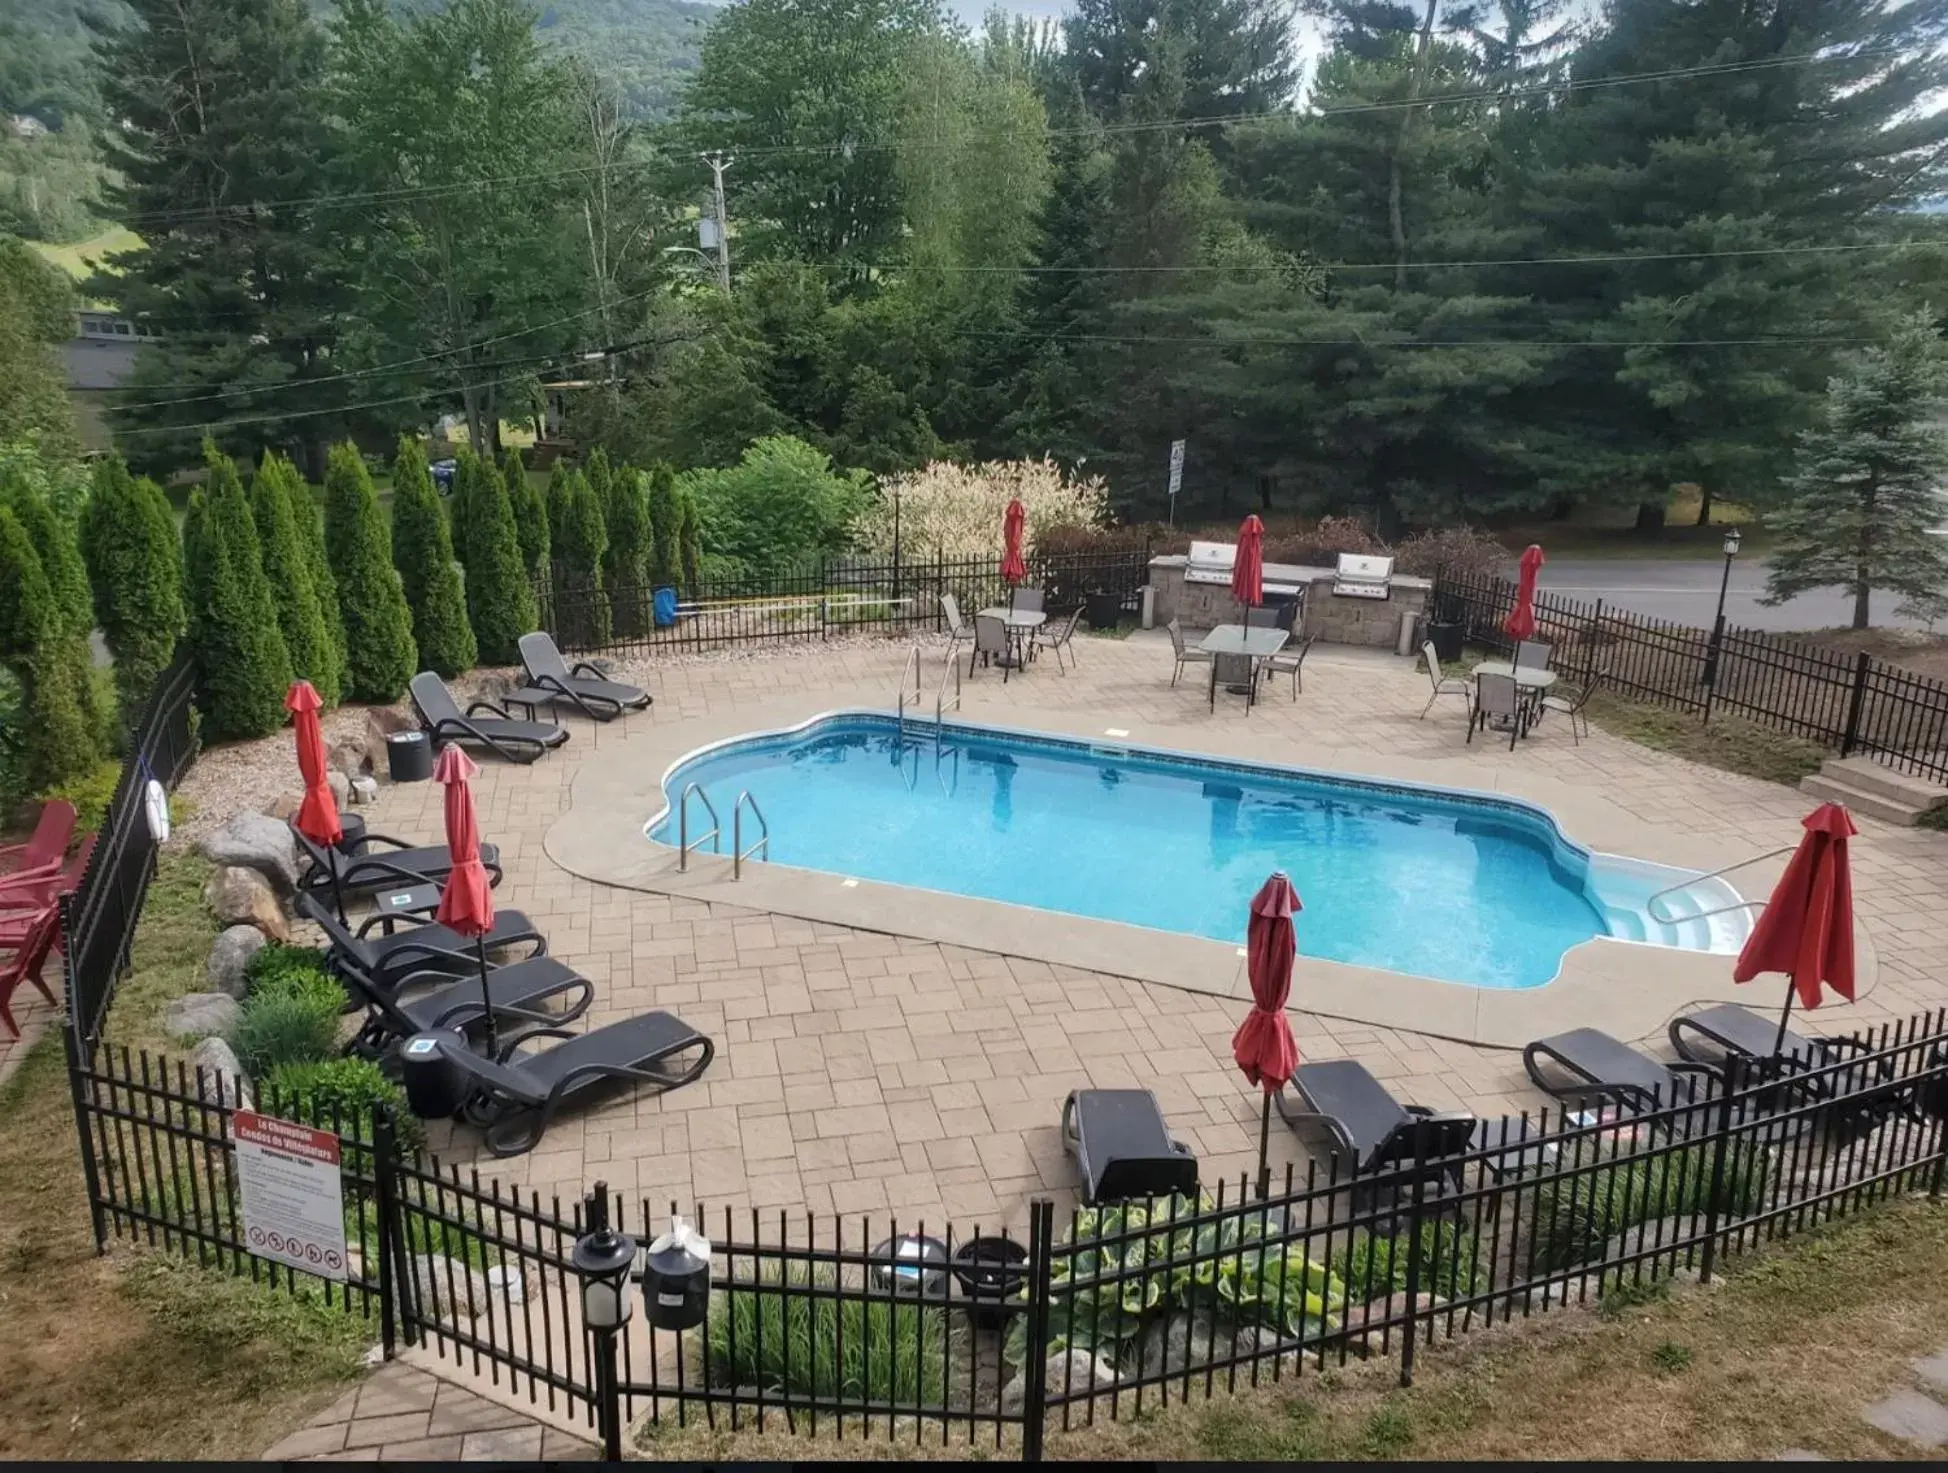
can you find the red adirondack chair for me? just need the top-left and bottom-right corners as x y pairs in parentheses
(0, 800), (76, 882)
(0, 903), (59, 1039)
(0, 832), (95, 929)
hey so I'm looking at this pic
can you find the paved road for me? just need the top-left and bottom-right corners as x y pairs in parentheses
(1518, 558), (1932, 634)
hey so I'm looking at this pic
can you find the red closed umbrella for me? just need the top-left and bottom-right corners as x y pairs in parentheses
(285, 681), (346, 921)
(1234, 870), (1301, 1197)
(434, 744), (499, 1052)
(1503, 543), (1544, 642)
(1232, 515), (1265, 613)
(1733, 802), (1857, 1054)
(1001, 497), (1028, 587)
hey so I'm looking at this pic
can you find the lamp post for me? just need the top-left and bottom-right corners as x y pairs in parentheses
(573, 1184), (637, 1462)
(1702, 526), (1742, 690)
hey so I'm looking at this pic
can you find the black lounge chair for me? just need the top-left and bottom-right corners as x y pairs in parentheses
(417, 1012), (715, 1156)
(293, 824), (502, 901)
(512, 632), (651, 722)
(1061, 1089), (1199, 1205)
(1523, 1027), (1723, 1113)
(333, 943), (596, 1055)
(1669, 1003), (1906, 1135)
(1276, 1059), (1477, 1203)
(1669, 1003), (1867, 1074)
(410, 672), (568, 765)
(297, 892), (545, 991)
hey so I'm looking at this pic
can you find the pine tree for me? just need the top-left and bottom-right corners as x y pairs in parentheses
(390, 439), (477, 678)
(0, 506), (101, 790)
(546, 461), (575, 555)
(323, 441), (416, 702)
(447, 450), (533, 665)
(551, 467), (611, 649)
(502, 446), (549, 585)
(183, 443), (293, 740)
(676, 486), (704, 596)
(0, 475), (92, 640)
(604, 464), (652, 637)
(1764, 316), (1948, 631)
(249, 452), (342, 704)
(285, 465), (345, 680)
(645, 462), (679, 588)
(78, 457), (185, 722)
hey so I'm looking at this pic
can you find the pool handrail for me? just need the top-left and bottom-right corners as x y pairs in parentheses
(895, 644), (922, 741)
(677, 783), (720, 872)
(1644, 844), (1792, 926)
(934, 644), (961, 727)
(733, 791), (770, 879)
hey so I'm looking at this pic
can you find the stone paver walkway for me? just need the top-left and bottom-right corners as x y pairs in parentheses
(262, 1363), (596, 1462)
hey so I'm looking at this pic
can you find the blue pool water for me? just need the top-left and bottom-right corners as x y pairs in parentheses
(647, 714), (1727, 990)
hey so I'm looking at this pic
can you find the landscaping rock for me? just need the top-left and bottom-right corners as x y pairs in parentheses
(471, 671), (518, 703)
(327, 768), (351, 810)
(1602, 1215), (1703, 1265)
(350, 774), (379, 805)
(362, 706), (415, 758)
(1125, 1312), (1230, 1376)
(1862, 1390), (1948, 1450)
(163, 991), (241, 1042)
(191, 1036), (253, 1112)
(204, 865), (291, 942)
(264, 794), (300, 822)
(327, 737), (371, 779)
(196, 811), (301, 893)
(205, 923), (268, 997)
(411, 1254), (493, 1320)
(1000, 1350), (1118, 1413)
(1341, 1292), (1440, 1355)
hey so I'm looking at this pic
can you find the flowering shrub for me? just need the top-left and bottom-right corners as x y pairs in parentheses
(851, 458), (1111, 560)
(1393, 525), (1507, 582)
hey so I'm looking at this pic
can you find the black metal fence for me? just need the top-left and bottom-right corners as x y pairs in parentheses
(535, 550), (1154, 657)
(1436, 570), (1948, 783)
(63, 651), (200, 1056)
(61, 1011), (1948, 1457)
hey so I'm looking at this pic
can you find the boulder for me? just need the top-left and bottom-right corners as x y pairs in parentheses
(327, 737), (371, 779)
(327, 768), (351, 810)
(1000, 1350), (1118, 1413)
(411, 1254), (493, 1319)
(196, 811), (301, 893)
(1125, 1313), (1230, 1377)
(349, 774), (379, 805)
(263, 794), (300, 823)
(470, 671), (519, 703)
(362, 706), (414, 758)
(204, 865), (291, 943)
(1341, 1292), (1441, 1355)
(191, 1036), (253, 1112)
(163, 991), (241, 1042)
(205, 923), (268, 997)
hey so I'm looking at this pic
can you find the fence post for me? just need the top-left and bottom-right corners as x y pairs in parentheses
(373, 1107), (401, 1358)
(1020, 1198), (1055, 1462)
(1841, 652), (1871, 756)
(1397, 1122), (1430, 1388)
(59, 977), (108, 1254)
(1697, 1061), (1741, 1285)
(1587, 598), (1603, 683)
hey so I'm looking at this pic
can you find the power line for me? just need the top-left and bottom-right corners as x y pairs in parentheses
(958, 327), (1887, 349)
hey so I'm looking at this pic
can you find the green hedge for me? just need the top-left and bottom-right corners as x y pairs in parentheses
(324, 442), (416, 702)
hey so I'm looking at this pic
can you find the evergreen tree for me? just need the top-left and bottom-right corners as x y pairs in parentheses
(93, 0), (358, 474)
(390, 439), (477, 678)
(605, 463), (652, 636)
(502, 446), (550, 586)
(78, 457), (185, 721)
(0, 235), (80, 461)
(249, 452), (341, 704)
(551, 467), (611, 649)
(1765, 316), (1948, 631)
(447, 450), (534, 665)
(546, 461), (575, 556)
(676, 485), (703, 596)
(284, 464), (345, 678)
(0, 472), (92, 640)
(323, 441), (416, 702)
(183, 444), (292, 740)
(0, 505), (100, 790)
(646, 462), (680, 588)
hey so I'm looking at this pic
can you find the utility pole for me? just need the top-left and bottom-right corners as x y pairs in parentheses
(701, 152), (732, 293)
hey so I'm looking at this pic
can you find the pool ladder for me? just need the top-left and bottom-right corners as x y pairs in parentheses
(894, 643), (961, 744)
(677, 783), (770, 879)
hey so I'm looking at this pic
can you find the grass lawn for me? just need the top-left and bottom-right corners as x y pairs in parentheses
(0, 850), (371, 1460)
(1583, 691), (1830, 787)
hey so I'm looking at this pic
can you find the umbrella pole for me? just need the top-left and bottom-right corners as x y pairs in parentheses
(478, 934), (497, 1058)
(1256, 1089), (1272, 1201)
(328, 846), (345, 928)
(1773, 976), (1797, 1058)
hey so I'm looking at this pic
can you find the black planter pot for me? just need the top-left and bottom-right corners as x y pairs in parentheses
(1084, 590), (1123, 630)
(1428, 619), (1464, 664)
(950, 1236), (1027, 1331)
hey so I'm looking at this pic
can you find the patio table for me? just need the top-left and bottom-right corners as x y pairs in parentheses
(1199, 624), (1289, 713)
(977, 607), (1046, 669)
(366, 883), (442, 937)
(1472, 660), (1556, 736)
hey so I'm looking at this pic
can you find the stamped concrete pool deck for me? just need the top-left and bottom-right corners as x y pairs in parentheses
(352, 631), (1947, 1228)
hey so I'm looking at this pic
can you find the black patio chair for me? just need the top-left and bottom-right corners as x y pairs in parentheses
(1061, 1089), (1199, 1205)
(296, 891), (545, 992)
(1669, 1002), (1906, 1137)
(332, 943), (595, 1057)
(1523, 1027), (1723, 1115)
(292, 823), (502, 901)
(1276, 1059), (1477, 1207)
(410, 672), (569, 765)
(405, 1011), (716, 1156)
(513, 632), (651, 723)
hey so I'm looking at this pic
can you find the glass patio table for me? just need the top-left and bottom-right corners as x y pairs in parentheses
(1199, 624), (1289, 713)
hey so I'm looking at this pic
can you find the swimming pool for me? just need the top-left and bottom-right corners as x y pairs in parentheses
(645, 713), (1745, 991)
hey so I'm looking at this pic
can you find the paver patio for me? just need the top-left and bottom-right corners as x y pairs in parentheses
(326, 629), (1948, 1229)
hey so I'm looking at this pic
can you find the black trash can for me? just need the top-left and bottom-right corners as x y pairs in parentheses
(387, 729), (434, 783)
(1428, 619), (1465, 664)
(334, 811), (367, 856)
(1084, 589), (1123, 630)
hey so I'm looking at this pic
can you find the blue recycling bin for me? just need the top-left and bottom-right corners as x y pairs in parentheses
(652, 586), (679, 628)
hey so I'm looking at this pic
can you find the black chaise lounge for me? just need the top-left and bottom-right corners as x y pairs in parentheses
(1277, 1059), (1477, 1202)
(1523, 1027), (1723, 1112)
(297, 892), (545, 991)
(332, 943), (596, 1055)
(410, 671), (569, 765)
(293, 824), (502, 902)
(512, 632), (651, 722)
(1061, 1088), (1199, 1205)
(414, 1012), (715, 1157)
(1669, 1002), (1905, 1134)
